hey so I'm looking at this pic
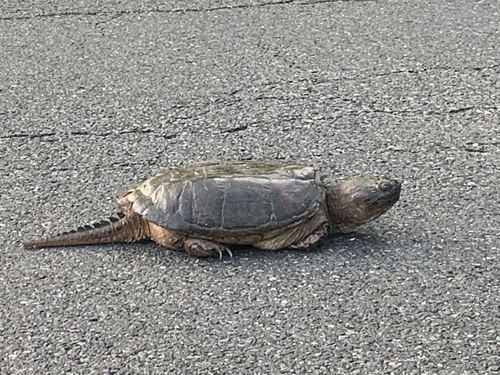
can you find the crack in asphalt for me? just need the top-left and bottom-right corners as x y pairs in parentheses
(222, 125), (249, 133)
(225, 63), (499, 98)
(315, 64), (500, 83)
(255, 95), (291, 101)
(375, 64), (500, 76)
(462, 141), (500, 153)
(360, 105), (499, 117)
(0, 131), (57, 140)
(0, 129), (177, 140)
(1, 102), (496, 142)
(448, 107), (475, 114)
(1, 0), (377, 21)
(70, 129), (155, 137)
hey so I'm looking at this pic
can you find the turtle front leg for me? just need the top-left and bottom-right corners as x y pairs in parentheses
(289, 221), (329, 250)
(183, 238), (233, 258)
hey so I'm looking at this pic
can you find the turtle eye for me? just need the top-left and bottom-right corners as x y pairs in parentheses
(378, 181), (393, 192)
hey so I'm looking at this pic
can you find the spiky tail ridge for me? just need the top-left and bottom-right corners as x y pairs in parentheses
(21, 213), (150, 249)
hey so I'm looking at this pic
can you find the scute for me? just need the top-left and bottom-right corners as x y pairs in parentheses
(125, 162), (325, 238)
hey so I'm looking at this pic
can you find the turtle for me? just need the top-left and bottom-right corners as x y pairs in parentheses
(22, 161), (401, 257)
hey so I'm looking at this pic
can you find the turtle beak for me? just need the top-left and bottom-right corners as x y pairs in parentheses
(393, 181), (402, 202)
(394, 179), (402, 193)
(391, 179), (402, 195)
(376, 178), (402, 206)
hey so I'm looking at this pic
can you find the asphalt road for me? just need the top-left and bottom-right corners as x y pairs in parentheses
(1, 0), (499, 374)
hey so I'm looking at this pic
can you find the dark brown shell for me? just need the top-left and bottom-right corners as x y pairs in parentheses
(123, 162), (325, 238)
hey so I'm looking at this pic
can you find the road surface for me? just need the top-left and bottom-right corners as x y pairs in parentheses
(1, 0), (498, 373)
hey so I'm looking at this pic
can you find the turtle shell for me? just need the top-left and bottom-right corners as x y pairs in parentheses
(123, 162), (325, 240)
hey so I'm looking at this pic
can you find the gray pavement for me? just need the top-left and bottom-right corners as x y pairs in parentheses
(1, 0), (499, 373)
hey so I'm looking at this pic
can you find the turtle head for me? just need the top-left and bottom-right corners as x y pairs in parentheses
(327, 177), (401, 233)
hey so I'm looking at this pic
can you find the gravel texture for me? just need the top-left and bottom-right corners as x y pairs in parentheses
(1, 0), (499, 374)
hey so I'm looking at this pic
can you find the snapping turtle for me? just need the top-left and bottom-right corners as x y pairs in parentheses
(22, 162), (401, 257)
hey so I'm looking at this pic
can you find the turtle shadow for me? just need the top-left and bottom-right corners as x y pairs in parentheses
(325, 232), (395, 252)
(23, 231), (397, 264)
(179, 230), (398, 265)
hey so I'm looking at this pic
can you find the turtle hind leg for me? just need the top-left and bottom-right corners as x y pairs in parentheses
(183, 238), (233, 258)
(145, 223), (232, 258)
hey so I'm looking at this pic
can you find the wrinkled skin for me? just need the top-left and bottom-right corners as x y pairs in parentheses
(326, 177), (402, 233)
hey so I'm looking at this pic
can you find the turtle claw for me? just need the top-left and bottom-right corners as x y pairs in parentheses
(216, 245), (233, 259)
(183, 238), (233, 258)
(224, 246), (233, 258)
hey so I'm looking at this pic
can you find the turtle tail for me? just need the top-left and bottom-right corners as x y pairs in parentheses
(21, 213), (150, 249)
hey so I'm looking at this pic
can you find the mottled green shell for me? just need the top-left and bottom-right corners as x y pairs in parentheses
(125, 162), (325, 238)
